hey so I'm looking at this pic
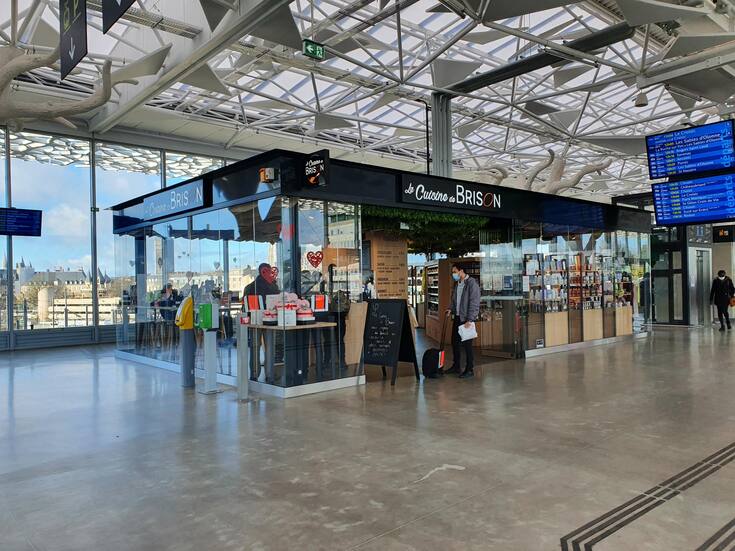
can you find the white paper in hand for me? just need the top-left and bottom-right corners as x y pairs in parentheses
(458, 322), (477, 341)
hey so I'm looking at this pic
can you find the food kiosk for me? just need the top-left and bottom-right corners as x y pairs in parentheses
(111, 148), (651, 397)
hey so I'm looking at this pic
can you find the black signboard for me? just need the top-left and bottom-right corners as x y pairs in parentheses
(0, 208), (42, 236)
(102, 0), (136, 34)
(362, 299), (418, 385)
(142, 179), (207, 221)
(59, 0), (88, 80)
(402, 173), (502, 213)
(714, 225), (735, 243)
(304, 149), (329, 187)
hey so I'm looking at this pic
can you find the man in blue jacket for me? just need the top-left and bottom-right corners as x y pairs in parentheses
(446, 262), (481, 379)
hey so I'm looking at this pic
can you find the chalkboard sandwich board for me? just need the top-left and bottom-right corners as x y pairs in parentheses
(362, 299), (419, 385)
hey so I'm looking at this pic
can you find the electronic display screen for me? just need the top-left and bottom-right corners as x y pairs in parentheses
(0, 208), (42, 236)
(646, 120), (735, 180)
(653, 174), (735, 225)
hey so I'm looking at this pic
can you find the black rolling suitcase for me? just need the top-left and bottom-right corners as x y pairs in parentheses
(422, 311), (450, 379)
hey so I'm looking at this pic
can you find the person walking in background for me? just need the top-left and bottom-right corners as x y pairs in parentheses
(710, 269), (735, 331)
(445, 262), (480, 379)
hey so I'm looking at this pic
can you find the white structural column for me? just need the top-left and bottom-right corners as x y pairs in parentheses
(431, 93), (452, 178)
(89, 0), (293, 133)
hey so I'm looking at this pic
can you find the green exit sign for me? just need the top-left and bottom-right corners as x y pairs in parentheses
(303, 39), (326, 61)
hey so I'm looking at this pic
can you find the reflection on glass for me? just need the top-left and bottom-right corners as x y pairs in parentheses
(97, 142), (161, 327)
(165, 152), (223, 186)
(653, 276), (670, 323)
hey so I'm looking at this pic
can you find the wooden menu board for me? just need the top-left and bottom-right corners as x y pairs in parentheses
(366, 231), (408, 299)
(362, 299), (419, 385)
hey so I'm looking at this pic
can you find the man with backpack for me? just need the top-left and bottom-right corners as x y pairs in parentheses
(446, 262), (481, 379)
(710, 269), (735, 331)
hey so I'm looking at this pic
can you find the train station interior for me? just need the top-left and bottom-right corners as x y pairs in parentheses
(2, 1), (735, 549)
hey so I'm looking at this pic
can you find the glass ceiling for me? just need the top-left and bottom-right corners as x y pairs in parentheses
(2, 0), (727, 200)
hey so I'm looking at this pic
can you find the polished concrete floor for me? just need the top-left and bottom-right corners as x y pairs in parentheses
(1, 328), (734, 550)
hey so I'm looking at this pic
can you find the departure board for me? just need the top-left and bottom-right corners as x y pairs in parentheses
(0, 208), (42, 236)
(653, 174), (735, 225)
(646, 120), (735, 180)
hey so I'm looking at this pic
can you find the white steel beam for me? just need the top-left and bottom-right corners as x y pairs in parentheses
(89, 0), (293, 133)
(637, 42), (735, 88)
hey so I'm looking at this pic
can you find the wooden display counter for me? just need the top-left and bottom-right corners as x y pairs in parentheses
(615, 304), (633, 335)
(603, 307), (616, 338)
(544, 311), (569, 347)
(583, 308), (603, 341)
(526, 310), (544, 350)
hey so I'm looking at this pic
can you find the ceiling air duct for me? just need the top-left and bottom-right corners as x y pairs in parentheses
(447, 23), (636, 96)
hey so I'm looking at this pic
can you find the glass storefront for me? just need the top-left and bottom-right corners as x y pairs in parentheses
(114, 192), (364, 389)
(480, 223), (651, 356)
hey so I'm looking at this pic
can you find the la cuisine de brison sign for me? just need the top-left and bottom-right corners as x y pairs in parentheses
(403, 179), (501, 210)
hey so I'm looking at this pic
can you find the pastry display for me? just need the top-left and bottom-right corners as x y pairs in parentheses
(296, 298), (315, 324)
(262, 309), (278, 325)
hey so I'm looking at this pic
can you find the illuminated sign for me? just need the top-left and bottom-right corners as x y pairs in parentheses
(714, 225), (735, 243)
(303, 39), (326, 61)
(0, 208), (42, 236)
(652, 174), (735, 225)
(304, 150), (329, 187)
(646, 120), (735, 180)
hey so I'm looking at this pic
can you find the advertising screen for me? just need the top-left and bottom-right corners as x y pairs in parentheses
(652, 173), (735, 225)
(0, 208), (42, 236)
(646, 120), (735, 180)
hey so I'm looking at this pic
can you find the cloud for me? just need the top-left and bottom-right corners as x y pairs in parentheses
(44, 204), (90, 238)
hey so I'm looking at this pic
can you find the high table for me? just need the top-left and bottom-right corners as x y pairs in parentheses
(246, 322), (338, 386)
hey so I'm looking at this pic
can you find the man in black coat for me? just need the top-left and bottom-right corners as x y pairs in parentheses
(710, 269), (735, 331)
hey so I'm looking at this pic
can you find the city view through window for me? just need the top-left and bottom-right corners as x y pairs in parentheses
(3, 131), (232, 330)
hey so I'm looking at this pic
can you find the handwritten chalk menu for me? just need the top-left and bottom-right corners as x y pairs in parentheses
(363, 299), (419, 385)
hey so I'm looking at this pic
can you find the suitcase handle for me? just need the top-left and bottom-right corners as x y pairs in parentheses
(438, 310), (451, 351)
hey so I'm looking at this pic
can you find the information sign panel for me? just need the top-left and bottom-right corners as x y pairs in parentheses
(646, 120), (735, 180)
(653, 173), (735, 225)
(59, 0), (88, 80)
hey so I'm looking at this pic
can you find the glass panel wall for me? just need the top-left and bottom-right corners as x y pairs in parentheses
(96, 142), (162, 327)
(114, 194), (364, 387)
(10, 132), (91, 329)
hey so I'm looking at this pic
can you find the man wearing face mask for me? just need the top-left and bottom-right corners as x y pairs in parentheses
(710, 269), (735, 331)
(445, 263), (481, 378)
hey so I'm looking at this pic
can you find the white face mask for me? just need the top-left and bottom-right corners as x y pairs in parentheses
(719, 276), (726, 280)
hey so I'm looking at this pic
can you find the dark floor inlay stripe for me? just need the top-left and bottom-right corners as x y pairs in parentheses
(560, 442), (735, 551)
(695, 517), (735, 551)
